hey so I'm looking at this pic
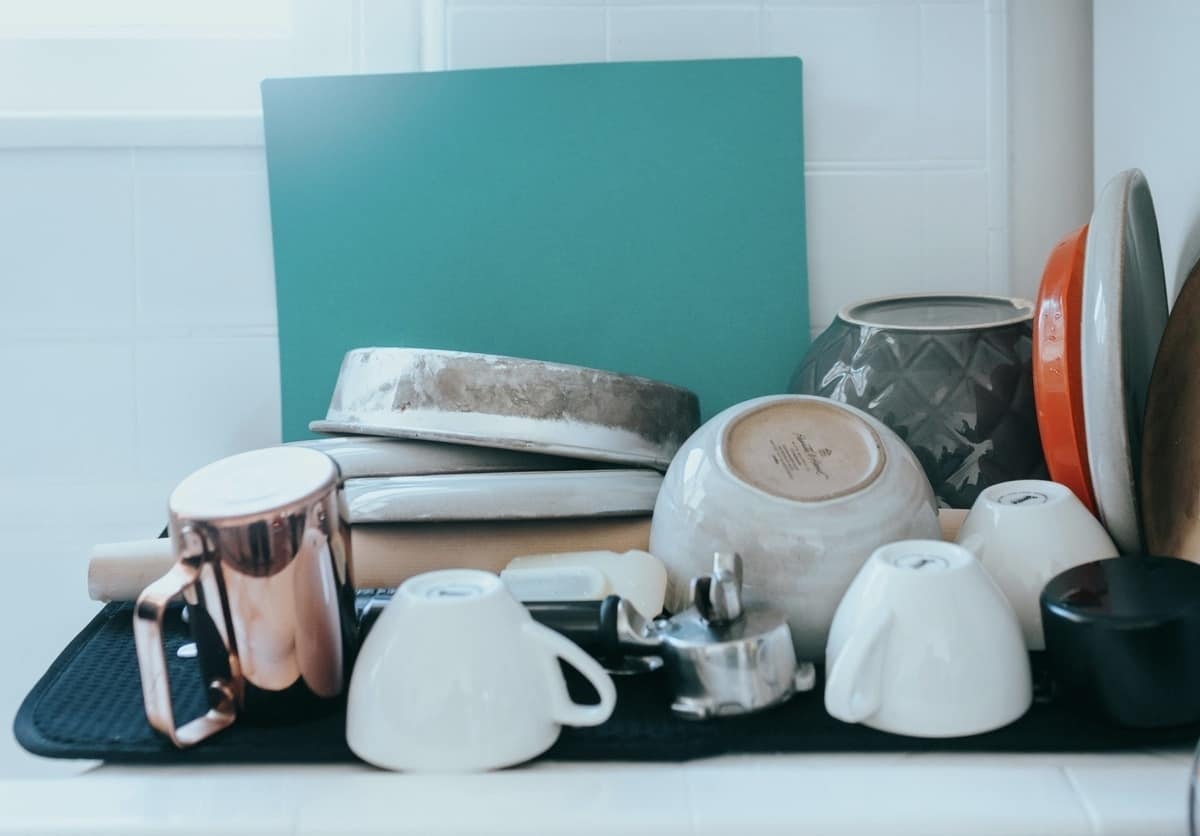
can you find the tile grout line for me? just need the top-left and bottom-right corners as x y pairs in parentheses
(355, 0), (366, 73)
(916, 2), (928, 279)
(985, 0), (1010, 296)
(604, 0), (611, 61)
(129, 146), (142, 474)
(757, 0), (767, 55)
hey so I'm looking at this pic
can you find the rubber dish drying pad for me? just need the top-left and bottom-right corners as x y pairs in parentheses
(16, 602), (1200, 764)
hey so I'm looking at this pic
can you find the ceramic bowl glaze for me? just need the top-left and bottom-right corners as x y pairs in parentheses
(648, 395), (940, 659)
(790, 294), (1044, 508)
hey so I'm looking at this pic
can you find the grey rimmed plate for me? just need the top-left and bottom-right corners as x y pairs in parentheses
(1082, 169), (1169, 554)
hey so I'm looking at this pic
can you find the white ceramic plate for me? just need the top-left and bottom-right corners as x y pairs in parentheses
(310, 348), (700, 471)
(342, 469), (663, 523)
(1080, 169), (1169, 554)
(289, 435), (583, 479)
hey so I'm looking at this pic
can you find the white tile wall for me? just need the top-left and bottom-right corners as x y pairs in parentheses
(608, 6), (761, 61)
(765, 4), (923, 162)
(447, 5), (608, 69)
(0, 340), (137, 479)
(0, 150), (135, 332)
(918, 2), (988, 161)
(135, 154), (276, 328)
(134, 336), (280, 480)
(0, 0), (1009, 538)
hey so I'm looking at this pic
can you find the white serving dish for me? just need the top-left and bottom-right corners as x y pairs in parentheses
(289, 434), (583, 479)
(341, 469), (662, 523)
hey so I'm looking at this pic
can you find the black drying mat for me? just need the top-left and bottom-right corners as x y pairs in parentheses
(15, 602), (1200, 764)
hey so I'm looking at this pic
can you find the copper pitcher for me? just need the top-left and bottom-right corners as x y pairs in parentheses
(134, 447), (357, 747)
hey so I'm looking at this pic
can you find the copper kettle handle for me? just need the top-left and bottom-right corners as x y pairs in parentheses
(133, 556), (237, 748)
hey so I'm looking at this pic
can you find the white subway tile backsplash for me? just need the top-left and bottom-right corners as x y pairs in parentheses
(608, 0), (758, 4)
(765, 4), (921, 162)
(805, 169), (988, 326)
(448, 5), (607, 70)
(608, 7), (761, 62)
(449, 0), (603, 5)
(134, 147), (266, 175)
(919, 2), (988, 160)
(361, 0), (423, 74)
(0, 340), (136, 479)
(805, 172), (924, 326)
(0, 151), (134, 332)
(134, 337), (281, 483)
(0, 477), (174, 532)
(135, 170), (276, 328)
(920, 169), (990, 291)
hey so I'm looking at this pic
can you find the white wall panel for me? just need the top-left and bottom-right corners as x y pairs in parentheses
(608, 6), (761, 61)
(1094, 0), (1200, 300)
(764, 4), (922, 163)
(0, 340), (137, 478)
(135, 165), (276, 328)
(0, 150), (134, 332)
(134, 337), (280, 483)
(447, 5), (607, 69)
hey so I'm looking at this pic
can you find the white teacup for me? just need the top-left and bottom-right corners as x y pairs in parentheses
(825, 540), (1031, 738)
(956, 480), (1119, 650)
(346, 569), (616, 772)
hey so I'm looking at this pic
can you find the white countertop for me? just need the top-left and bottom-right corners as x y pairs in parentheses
(1, 525), (1194, 835)
(0, 751), (1192, 836)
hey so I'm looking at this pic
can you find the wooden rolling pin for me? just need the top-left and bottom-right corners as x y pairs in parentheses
(87, 517), (652, 603)
(88, 510), (967, 603)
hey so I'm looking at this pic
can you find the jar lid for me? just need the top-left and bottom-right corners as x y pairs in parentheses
(1041, 555), (1200, 623)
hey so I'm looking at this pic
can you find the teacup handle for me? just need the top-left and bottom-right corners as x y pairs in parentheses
(133, 549), (237, 748)
(523, 621), (617, 727)
(824, 609), (891, 724)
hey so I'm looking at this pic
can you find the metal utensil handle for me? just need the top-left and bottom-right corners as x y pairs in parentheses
(524, 596), (623, 657)
(133, 559), (237, 748)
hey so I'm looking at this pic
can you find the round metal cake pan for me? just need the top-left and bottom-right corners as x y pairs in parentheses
(310, 348), (701, 470)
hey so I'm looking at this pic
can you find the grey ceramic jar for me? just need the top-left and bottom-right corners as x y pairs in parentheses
(789, 294), (1045, 508)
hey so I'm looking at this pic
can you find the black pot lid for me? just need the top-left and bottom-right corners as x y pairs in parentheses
(1042, 555), (1200, 624)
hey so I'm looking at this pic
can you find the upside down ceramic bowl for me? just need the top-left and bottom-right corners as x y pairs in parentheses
(648, 395), (941, 659)
(790, 294), (1043, 508)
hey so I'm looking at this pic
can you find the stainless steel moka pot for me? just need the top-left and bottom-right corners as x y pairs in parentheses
(134, 447), (358, 747)
(527, 553), (815, 719)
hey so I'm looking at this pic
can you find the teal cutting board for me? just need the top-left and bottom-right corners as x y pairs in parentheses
(261, 58), (807, 440)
